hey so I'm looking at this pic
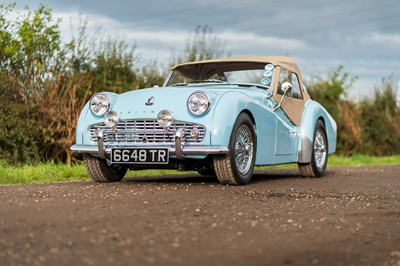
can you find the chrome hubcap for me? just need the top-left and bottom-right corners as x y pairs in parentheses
(314, 130), (327, 169)
(234, 125), (253, 174)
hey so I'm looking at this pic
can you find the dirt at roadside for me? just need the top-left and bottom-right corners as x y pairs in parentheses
(0, 165), (399, 266)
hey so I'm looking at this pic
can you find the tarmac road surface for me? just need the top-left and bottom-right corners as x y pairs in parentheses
(1, 165), (399, 266)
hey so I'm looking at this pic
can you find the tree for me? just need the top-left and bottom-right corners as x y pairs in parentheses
(307, 65), (356, 120)
(358, 79), (400, 155)
(0, 4), (164, 164)
(306, 66), (360, 155)
(1, 3), (68, 164)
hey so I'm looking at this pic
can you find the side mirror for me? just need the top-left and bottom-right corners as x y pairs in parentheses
(281, 82), (292, 94)
(273, 81), (292, 111)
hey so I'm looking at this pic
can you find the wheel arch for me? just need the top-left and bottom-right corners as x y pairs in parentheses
(210, 92), (259, 147)
(242, 109), (257, 130)
(298, 100), (337, 163)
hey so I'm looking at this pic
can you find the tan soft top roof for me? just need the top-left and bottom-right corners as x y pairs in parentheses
(171, 56), (310, 103)
(172, 56), (301, 74)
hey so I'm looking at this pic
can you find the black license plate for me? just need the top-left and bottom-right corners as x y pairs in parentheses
(111, 148), (169, 164)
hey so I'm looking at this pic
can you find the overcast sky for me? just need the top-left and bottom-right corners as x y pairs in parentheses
(5, 0), (400, 99)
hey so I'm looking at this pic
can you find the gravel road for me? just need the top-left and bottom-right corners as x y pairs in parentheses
(1, 165), (399, 266)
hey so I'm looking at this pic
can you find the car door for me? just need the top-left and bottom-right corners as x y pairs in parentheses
(272, 67), (305, 159)
(274, 67), (305, 125)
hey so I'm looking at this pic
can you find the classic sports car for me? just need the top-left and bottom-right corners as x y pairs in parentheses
(70, 56), (337, 185)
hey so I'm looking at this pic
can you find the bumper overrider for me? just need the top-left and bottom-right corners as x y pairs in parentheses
(70, 128), (229, 161)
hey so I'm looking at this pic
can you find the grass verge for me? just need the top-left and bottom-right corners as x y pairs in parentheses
(0, 155), (399, 185)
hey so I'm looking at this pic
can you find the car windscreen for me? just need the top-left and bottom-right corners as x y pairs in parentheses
(166, 62), (276, 88)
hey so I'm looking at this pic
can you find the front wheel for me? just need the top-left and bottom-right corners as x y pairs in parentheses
(84, 154), (127, 182)
(214, 113), (256, 185)
(298, 120), (328, 177)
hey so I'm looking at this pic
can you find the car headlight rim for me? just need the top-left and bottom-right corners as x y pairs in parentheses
(187, 92), (210, 116)
(90, 93), (110, 117)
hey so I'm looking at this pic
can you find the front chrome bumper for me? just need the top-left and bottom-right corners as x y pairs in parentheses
(70, 129), (229, 160)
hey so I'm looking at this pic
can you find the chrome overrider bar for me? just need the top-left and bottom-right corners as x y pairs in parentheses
(70, 128), (229, 159)
(97, 129), (106, 159)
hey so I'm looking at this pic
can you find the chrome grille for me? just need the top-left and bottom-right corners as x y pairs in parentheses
(88, 120), (206, 144)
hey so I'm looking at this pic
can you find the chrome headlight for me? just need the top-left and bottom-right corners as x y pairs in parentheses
(187, 92), (210, 116)
(104, 111), (119, 128)
(90, 93), (110, 116)
(157, 110), (174, 128)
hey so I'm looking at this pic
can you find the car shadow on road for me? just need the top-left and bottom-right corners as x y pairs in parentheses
(251, 169), (301, 183)
(123, 174), (217, 184)
(252, 168), (336, 183)
(122, 168), (331, 185)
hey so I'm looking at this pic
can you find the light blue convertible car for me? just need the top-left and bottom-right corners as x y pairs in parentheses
(71, 56), (337, 185)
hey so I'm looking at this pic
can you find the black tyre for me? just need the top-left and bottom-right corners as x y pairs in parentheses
(84, 154), (127, 182)
(298, 120), (328, 177)
(213, 113), (256, 185)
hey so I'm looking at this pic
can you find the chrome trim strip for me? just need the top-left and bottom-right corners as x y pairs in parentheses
(70, 144), (229, 157)
(70, 145), (99, 153)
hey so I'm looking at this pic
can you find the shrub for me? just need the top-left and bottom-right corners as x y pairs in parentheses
(308, 68), (400, 156)
(0, 4), (147, 164)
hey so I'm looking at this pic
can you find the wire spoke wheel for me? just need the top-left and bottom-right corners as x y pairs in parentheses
(214, 113), (256, 185)
(314, 130), (327, 170)
(234, 125), (254, 174)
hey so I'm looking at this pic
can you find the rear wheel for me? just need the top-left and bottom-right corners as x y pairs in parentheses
(214, 113), (256, 185)
(84, 154), (127, 182)
(298, 120), (328, 177)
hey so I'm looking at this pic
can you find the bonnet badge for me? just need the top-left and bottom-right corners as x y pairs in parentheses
(145, 97), (155, 106)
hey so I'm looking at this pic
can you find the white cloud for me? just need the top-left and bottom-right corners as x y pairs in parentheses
(54, 11), (308, 68)
(125, 31), (188, 47)
(48, 10), (400, 99)
(368, 32), (400, 47)
(359, 32), (400, 52)
(220, 31), (307, 52)
(56, 11), (125, 40)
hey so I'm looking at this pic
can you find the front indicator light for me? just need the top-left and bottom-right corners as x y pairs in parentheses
(190, 127), (200, 139)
